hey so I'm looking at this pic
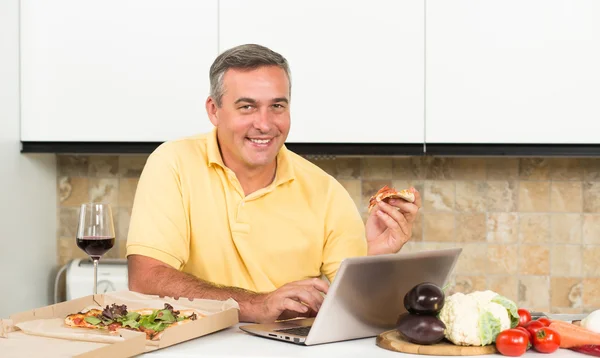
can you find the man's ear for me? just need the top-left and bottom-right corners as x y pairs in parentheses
(205, 96), (219, 126)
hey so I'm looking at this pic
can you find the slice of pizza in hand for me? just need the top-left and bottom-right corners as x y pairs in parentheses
(368, 185), (415, 212)
(64, 302), (201, 340)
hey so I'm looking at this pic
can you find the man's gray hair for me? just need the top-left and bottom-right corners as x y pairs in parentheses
(209, 44), (291, 107)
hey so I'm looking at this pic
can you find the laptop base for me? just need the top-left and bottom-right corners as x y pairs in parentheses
(239, 318), (314, 345)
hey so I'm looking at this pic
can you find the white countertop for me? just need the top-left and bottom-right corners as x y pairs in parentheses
(139, 324), (588, 358)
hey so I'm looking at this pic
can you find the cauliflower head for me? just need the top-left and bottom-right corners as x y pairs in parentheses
(469, 290), (501, 304)
(438, 290), (519, 346)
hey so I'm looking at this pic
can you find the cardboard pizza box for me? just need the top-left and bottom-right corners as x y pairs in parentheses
(0, 290), (240, 358)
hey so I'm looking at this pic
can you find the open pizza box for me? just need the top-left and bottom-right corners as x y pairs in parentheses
(0, 290), (239, 358)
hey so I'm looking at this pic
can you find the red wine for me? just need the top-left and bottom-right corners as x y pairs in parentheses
(76, 236), (115, 259)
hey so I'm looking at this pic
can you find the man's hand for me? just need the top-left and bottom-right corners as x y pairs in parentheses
(128, 255), (329, 324)
(365, 187), (421, 255)
(249, 278), (329, 323)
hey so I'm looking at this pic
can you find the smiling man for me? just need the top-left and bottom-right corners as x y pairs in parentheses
(126, 44), (421, 324)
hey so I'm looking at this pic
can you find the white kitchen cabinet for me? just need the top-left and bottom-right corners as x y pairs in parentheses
(426, 0), (600, 144)
(219, 0), (425, 144)
(20, 0), (218, 142)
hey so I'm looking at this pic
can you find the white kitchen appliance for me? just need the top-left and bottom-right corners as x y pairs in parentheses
(64, 258), (129, 301)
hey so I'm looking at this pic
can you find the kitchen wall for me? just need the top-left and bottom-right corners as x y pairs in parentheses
(56, 154), (600, 314)
(0, 0), (57, 319)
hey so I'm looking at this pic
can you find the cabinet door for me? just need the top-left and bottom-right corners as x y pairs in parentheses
(21, 0), (218, 142)
(219, 0), (424, 144)
(426, 0), (600, 144)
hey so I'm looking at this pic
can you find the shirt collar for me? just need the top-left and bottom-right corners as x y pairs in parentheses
(206, 127), (295, 186)
(207, 127), (225, 167)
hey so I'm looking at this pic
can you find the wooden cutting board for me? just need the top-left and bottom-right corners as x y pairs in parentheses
(376, 329), (497, 356)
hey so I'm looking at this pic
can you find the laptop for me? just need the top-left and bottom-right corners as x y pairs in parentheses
(239, 247), (462, 346)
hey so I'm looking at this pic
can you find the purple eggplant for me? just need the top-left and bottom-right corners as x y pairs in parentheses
(404, 282), (445, 315)
(396, 313), (446, 345)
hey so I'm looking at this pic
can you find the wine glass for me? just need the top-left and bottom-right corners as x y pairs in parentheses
(76, 203), (116, 295)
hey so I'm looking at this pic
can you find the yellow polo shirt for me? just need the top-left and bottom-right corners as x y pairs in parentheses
(126, 129), (367, 293)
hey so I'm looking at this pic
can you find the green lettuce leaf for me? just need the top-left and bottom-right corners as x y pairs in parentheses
(492, 295), (519, 328)
(84, 316), (102, 325)
(137, 310), (169, 332)
(155, 309), (176, 323)
(126, 311), (141, 321)
(138, 313), (155, 327)
(139, 319), (168, 332)
(116, 311), (141, 324)
(478, 311), (502, 346)
(121, 319), (140, 329)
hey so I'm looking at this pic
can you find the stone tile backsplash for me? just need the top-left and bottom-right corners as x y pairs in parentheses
(56, 155), (600, 313)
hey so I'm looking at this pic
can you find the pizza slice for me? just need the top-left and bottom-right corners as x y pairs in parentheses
(64, 302), (202, 340)
(368, 185), (415, 213)
(84, 309), (103, 317)
(64, 313), (96, 329)
(63, 307), (104, 329)
(132, 306), (200, 340)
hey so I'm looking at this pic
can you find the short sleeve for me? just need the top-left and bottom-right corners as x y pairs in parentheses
(126, 148), (190, 270)
(321, 180), (368, 282)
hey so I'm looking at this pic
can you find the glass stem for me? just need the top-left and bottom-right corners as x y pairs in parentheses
(93, 258), (98, 295)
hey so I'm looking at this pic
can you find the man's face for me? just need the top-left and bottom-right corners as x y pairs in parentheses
(207, 65), (291, 171)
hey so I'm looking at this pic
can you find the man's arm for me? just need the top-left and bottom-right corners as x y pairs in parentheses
(128, 254), (328, 323)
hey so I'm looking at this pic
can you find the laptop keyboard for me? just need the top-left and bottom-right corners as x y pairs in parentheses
(274, 326), (312, 336)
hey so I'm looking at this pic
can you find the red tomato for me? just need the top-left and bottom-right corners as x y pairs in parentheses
(536, 317), (551, 327)
(525, 320), (545, 336)
(515, 327), (533, 343)
(496, 329), (530, 357)
(532, 327), (561, 354)
(517, 309), (532, 327)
